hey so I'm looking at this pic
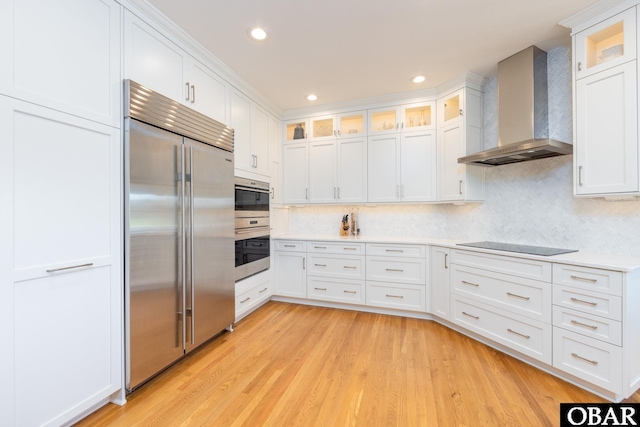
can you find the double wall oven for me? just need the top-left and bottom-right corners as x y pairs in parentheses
(235, 177), (270, 281)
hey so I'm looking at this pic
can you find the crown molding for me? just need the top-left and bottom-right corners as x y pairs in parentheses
(559, 0), (639, 33)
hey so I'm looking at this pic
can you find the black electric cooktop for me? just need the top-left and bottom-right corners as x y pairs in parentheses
(456, 241), (578, 257)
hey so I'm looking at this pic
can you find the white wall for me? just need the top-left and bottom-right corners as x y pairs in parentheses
(283, 47), (640, 257)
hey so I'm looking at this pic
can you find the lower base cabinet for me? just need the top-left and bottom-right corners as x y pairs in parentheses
(272, 237), (640, 401)
(274, 241), (307, 298)
(236, 272), (272, 321)
(366, 281), (426, 311)
(307, 276), (365, 305)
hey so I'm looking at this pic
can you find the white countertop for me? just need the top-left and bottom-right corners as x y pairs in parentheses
(272, 233), (640, 272)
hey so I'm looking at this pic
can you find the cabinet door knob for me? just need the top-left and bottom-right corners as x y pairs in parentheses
(185, 82), (190, 101)
(459, 109), (463, 116)
(578, 62), (582, 72)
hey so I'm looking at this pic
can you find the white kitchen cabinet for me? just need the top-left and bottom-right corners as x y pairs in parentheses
(574, 7), (636, 80)
(364, 243), (427, 313)
(274, 244), (307, 298)
(430, 246), (451, 320)
(188, 59), (229, 124)
(0, 97), (122, 426)
(250, 103), (270, 176)
(309, 111), (367, 140)
(309, 137), (368, 204)
(368, 101), (435, 135)
(236, 271), (272, 321)
(231, 90), (269, 177)
(0, 0), (121, 128)
(575, 59), (638, 195)
(284, 119), (309, 142)
(565, 4), (640, 198)
(124, 11), (228, 124)
(269, 114), (283, 205)
(283, 142), (309, 204)
(437, 87), (484, 202)
(367, 130), (437, 202)
(306, 241), (366, 305)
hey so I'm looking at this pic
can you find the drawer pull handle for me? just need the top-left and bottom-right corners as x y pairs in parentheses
(314, 287), (327, 291)
(284, 244), (295, 248)
(507, 329), (530, 339)
(570, 275), (598, 283)
(462, 311), (479, 320)
(506, 292), (530, 301)
(571, 353), (598, 365)
(462, 280), (479, 287)
(240, 297), (250, 304)
(570, 320), (598, 330)
(386, 268), (404, 272)
(314, 246), (326, 249)
(343, 266), (357, 269)
(570, 297), (597, 307)
(344, 247), (357, 251)
(46, 262), (94, 273)
(386, 249), (404, 253)
(386, 294), (404, 299)
(343, 290), (357, 294)
(314, 264), (327, 267)
(259, 287), (268, 293)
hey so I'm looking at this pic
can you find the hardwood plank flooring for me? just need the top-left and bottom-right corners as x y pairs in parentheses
(76, 301), (640, 426)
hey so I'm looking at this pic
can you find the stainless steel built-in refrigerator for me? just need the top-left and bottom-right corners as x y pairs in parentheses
(123, 80), (235, 391)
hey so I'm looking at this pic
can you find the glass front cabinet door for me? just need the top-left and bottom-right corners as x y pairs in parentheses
(574, 7), (636, 80)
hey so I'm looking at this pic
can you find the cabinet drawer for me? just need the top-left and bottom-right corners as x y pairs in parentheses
(366, 281), (426, 312)
(552, 305), (622, 346)
(553, 327), (622, 393)
(307, 254), (365, 280)
(451, 297), (552, 364)
(553, 264), (622, 296)
(451, 265), (551, 322)
(308, 241), (365, 255)
(553, 285), (622, 321)
(366, 243), (426, 258)
(366, 256), (426, 285)
(274, 240), (306, 252)
(236, 280), (271, 314)
(308, 277), (365, 305)
(452, 249), (551, 282)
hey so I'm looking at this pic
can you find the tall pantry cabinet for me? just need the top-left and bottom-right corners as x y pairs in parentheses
(563, 3), (640, 197)
(0, 0), (123, 426)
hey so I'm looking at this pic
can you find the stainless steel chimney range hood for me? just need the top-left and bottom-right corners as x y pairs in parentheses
(458, 46), (573, 167)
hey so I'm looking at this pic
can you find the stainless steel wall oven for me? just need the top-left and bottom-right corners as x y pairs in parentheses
(235, 177), (270, 281)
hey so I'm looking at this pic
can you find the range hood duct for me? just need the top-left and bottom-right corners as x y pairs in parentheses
(458, 46), (572, 167)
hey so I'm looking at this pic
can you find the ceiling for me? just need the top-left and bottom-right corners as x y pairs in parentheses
(146, 0), (597, 112)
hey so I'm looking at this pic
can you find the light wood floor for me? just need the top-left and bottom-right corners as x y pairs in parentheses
(77, 301), (640, 426)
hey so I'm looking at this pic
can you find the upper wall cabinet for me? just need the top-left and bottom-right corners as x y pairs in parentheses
(368, 101), (435, 135)
(284, 119), (309, 142)
(437, 87), (484, 202)
(123, 11), (228, 125)
(309, 111), (367, 141)
(574, 8), (636, 80)
(285, 111), (367, 143)
(568, 5), (640, 197)
(0, 0), (122, 128)
(231, 89), (270, 177)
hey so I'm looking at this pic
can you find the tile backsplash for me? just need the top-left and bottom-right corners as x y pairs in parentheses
(282, 47), (640, 257)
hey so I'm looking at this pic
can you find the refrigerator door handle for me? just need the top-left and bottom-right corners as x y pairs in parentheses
(188, 145), (195, 345)
(179, 143), (186, 349)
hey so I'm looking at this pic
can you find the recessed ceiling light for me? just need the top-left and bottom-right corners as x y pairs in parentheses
(248, 27), (268, 41)
(307, 94), (317, 101)
(411, 75), (426, 84)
